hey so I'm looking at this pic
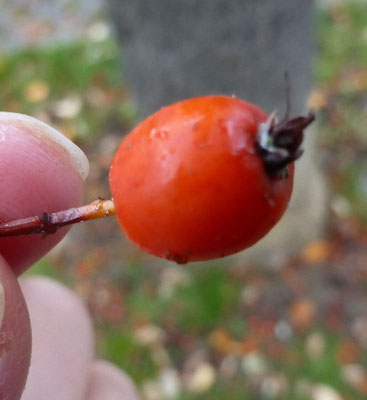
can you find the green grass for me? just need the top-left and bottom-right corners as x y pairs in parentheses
(316, 2), (367, 84)
(22, 258), (65, 281)
(0, 38), (135, 143)
(98, 326), (158, 384)
(316, 1), (367, 221)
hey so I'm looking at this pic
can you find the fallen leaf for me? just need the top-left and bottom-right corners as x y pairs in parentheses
(24, 80), (49, 103)
(302, 240), (331, 264)
(307, 88), (328, 110)
(337, 341), (360, 365)
(289, 298), (316, 332)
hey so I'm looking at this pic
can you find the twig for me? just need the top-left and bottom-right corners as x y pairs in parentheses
(0, 198), (116, 237)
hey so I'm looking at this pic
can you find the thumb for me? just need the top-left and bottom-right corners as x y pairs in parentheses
(0, 255), (31, 400)
(0, 113), (89, 275)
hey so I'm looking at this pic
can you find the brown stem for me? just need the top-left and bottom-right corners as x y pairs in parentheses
(0, 198), (116, 237)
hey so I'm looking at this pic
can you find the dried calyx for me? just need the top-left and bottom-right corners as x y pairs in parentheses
(255, 110), (315, 177)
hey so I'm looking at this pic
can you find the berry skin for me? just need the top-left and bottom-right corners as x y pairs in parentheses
(109, 95), (314, 264)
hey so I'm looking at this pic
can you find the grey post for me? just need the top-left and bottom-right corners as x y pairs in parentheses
(107, 0), (327, 263)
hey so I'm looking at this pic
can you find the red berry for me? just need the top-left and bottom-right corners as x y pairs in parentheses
(109, 95), (314, 263)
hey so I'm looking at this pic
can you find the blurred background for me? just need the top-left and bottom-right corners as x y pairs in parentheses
(1, 0), (366, 399)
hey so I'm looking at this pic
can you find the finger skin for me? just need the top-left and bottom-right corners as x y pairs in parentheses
(0, 257), (31, 400)
(20, 277), (94, 400)
(0, 120), (85, 275)
(86, 361), (141, 400)
(0, 115), (139, 400)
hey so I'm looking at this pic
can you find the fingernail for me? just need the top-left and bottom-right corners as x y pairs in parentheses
(0, 112), (89, 181)
(0, 281), (4, 333)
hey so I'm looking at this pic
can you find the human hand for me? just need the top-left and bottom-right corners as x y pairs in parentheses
(0, 113), (140, 400)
